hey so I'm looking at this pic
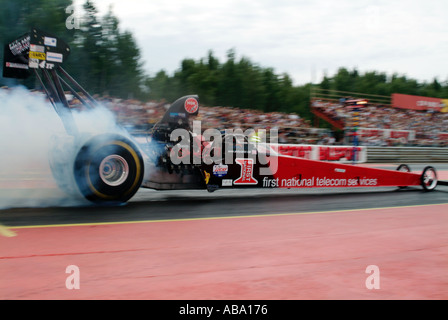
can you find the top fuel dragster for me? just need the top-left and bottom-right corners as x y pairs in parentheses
(3, 29), (446, 204)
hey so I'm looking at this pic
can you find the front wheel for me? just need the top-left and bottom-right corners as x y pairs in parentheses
(396, 164), (411, 189)
(396, 164), (411, 172)
(74, 134), (144, 204)
(420, 166), (437, 191)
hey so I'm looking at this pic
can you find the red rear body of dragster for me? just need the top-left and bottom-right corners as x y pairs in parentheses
(201, 142), (439, 192)
(270, 155), (421, 189)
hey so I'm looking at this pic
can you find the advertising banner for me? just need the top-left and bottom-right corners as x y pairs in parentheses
(392, 93), (448, 112)
(439, 132), (448, 140)
(357, 128), (415, 142)
(267, 144), (367, 163)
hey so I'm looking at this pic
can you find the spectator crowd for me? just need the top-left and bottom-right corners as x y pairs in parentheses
(85, 94), (330, 145)
(2, 86), (447, 147)
(312, 99), (448, 147)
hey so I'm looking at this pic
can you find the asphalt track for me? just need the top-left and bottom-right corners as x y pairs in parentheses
(0, 163), (447, 300)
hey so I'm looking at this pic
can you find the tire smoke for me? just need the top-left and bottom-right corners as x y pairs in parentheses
(0, 86), (125, 209)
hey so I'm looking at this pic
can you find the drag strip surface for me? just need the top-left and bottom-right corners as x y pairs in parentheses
(1, 163), (447, 228)
(1, 163), (447, 300)
(1, 202), (447, 300)
(0, 185), (447, 227)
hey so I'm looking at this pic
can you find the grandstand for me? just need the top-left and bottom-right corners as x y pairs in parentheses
(2, 86), (446, 147)
(67, 91), (332, 145)
(310, 87), (448, 147)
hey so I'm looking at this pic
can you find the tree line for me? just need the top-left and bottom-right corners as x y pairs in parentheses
(319, 68), (448, 101)
(146, 49), (313, 118)
(1, 0), (447, 123)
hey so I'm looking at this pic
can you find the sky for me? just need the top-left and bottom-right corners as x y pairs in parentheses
(73, 0), (448, 86)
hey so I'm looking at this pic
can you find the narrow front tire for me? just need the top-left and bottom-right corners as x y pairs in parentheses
(421, 166), (437, 192)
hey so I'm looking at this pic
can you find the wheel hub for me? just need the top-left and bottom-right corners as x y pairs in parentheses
(99, 155), (129, 186)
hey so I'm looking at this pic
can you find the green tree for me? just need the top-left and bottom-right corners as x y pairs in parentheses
(70, 1), (145, 99)
(216, 48), (242, 107)
(237, 58), (266, 110)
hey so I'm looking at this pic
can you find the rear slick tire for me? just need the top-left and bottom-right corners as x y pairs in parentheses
(74, 134), (144, 204)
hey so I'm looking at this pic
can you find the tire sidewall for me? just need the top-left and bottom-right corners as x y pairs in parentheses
(74, 135), (144, 203)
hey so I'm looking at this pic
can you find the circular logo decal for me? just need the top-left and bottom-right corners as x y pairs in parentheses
(184, 98), (199, 114)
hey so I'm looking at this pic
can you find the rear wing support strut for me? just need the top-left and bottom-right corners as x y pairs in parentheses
(2, 28), (100, 136)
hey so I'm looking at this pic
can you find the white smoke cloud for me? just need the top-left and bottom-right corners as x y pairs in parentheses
(0, 86), (126, 209)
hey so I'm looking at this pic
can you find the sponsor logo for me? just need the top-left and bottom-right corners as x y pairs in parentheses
(222, 179), (233, 186)
(184, 98), (199, 114)
(9, 36), (30, 56)
(37, 60), (55, 70)
(29, 58), (39, 69)
(390, 131), (409, 139)
(5, 62), (28, 70)
(29, 51), (46, 60)
(263, 176), (378, 188)
(213, 164), (228, 177)
(44, 36), (57, 47)
(170, 112), (186, 118)
(319, 146), (363, 162)
(275, 145), (313, 159)
(234, 158), (258, 185)
(46, 52), (63, 63)
(30, 44), (45, 53)
(416, 100), (441, 108)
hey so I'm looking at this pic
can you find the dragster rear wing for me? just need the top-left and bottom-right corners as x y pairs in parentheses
(3, 28), (70, 79)
(3, 28), (97, 136)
